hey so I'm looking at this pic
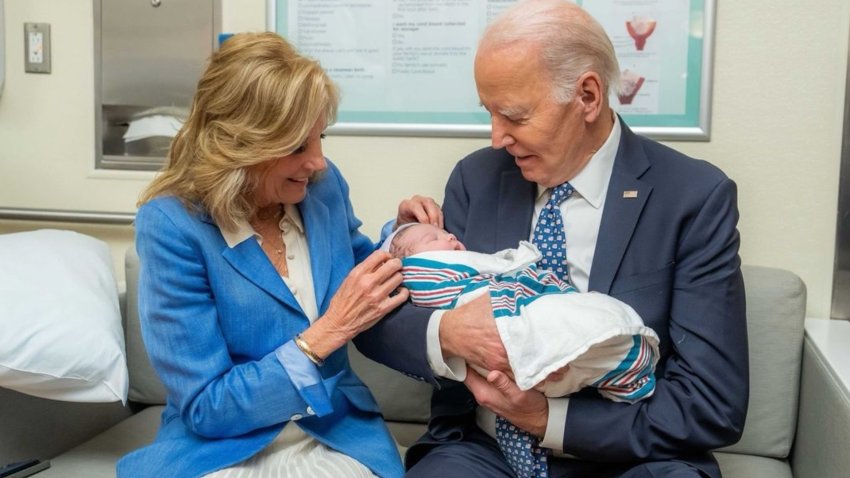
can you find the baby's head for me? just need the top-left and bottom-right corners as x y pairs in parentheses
(387, 223), (466, 259)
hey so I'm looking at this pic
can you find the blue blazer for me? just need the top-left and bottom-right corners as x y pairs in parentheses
(356, 119), (748, 477)
(118, 162), (404, 478)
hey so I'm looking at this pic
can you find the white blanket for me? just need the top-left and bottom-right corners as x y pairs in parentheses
(403, 242), (659, 400)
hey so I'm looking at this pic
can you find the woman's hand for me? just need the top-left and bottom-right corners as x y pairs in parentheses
(301, 251), (409, 359)
(396, 195), (443, 229)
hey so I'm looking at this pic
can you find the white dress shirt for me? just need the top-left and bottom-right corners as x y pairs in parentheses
(425, 118), (622, 451)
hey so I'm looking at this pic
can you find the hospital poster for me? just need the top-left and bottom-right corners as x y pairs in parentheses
(271, 0), (712, 139)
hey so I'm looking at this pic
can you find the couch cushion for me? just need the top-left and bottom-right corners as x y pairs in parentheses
(124, 246), (167, 404)
(719, 265), (806, 458)
(0, 386), (131, 465)
(36, 405), (163, 478)
(714, 452), (792, 478)
(791, 335), (850, 478)
(349, 346), (432, 424)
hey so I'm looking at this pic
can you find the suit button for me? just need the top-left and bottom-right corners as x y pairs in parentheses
(290, 414), (303, 421)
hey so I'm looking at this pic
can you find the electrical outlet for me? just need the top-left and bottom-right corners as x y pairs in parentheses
(24, 23), (50, 74)
(28, 31), (42, 63)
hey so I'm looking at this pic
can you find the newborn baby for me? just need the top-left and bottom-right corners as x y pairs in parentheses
(384, 223), (659, 402)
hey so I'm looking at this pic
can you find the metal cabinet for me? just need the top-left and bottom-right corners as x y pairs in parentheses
(832, 16), (850, 319)
(95, 0), (220, 170)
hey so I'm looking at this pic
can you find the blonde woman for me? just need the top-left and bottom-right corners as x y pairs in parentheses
(118, 33), (440, 478)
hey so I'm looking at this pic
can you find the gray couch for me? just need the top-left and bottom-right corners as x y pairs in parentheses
(2, 246), (848, 477)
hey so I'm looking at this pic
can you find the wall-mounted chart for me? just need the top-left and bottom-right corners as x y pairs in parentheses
(267, 0), (715, 140)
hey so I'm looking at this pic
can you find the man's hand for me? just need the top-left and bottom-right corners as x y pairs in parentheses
(396, 195), (443, 228)
(439, 293), (510, 372)
(465, 368), (549, 438)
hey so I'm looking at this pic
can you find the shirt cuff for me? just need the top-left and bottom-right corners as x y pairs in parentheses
(540, 397), (569, 450)
(275, 340), (333, 416)
(426, 309), (467, 381)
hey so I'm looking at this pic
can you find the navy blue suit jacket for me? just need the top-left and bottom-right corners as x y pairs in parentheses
(356, 119), (748, 476)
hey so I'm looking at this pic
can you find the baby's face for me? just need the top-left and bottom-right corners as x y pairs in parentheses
(403, 224), (466, 255)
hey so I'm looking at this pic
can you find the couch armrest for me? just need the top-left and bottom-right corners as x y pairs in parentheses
(791, 319), (850, 478)
(0, 387), (132, 464)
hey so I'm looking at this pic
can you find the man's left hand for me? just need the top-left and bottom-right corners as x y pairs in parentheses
(464, 367), (549, 438)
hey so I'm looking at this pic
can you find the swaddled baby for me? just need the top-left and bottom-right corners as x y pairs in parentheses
(384, 223), (659, 402)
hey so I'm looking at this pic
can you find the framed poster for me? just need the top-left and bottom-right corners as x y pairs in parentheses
(267, 0), (715, 140)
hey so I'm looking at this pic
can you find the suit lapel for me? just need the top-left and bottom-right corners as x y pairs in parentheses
(495, 169), (536, 251)
(221, 237), (304, 314)
(298, 191), (333, 311)
(197, 209), (303, 314)
(588, 120), (652, 293)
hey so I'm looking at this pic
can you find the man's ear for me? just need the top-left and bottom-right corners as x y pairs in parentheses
(576, 71), (605, 123)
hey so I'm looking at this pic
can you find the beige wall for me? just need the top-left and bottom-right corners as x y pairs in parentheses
(0, 0), (847, 318)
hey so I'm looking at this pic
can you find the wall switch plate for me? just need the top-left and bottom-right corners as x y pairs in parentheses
(24, 23), (50, 74)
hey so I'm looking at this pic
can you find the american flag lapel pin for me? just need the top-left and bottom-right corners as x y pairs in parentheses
(623, 190), (639, 198)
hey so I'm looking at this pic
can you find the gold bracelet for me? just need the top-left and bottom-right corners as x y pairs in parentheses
(294, 334), (324, 366)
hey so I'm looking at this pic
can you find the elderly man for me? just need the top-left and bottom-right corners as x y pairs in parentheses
(357, 1), (748, 477)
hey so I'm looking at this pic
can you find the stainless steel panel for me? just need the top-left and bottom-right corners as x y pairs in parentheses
(95, 0), (220, 170)
(101, 0), (214, 107)
(831, 17), (850, 319)
(0, 1), (5, 95)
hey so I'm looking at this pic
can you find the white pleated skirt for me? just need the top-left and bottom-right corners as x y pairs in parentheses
(204, 422), (376, 478)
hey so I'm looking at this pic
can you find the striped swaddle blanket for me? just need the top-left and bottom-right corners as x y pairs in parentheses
(401, 242), (659, 403)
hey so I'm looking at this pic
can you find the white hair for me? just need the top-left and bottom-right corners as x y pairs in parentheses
(480, 0), (621, 103)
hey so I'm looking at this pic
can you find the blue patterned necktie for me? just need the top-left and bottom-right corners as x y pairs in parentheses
(532, 182), (574, 281)
(495, 416), (550, 478)
(494, 183), (573, 478)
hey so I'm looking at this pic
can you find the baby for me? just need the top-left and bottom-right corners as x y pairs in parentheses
(383, 223), (659, 402)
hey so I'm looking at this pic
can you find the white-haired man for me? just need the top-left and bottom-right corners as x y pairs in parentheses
(357, 1), (748, 476)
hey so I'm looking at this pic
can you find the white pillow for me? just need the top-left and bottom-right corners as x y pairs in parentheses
(0, 229), (128, 403)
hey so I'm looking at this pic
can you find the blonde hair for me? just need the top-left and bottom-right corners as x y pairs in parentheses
(480, 0), (620, 103)
(138, 32), (339, 231)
